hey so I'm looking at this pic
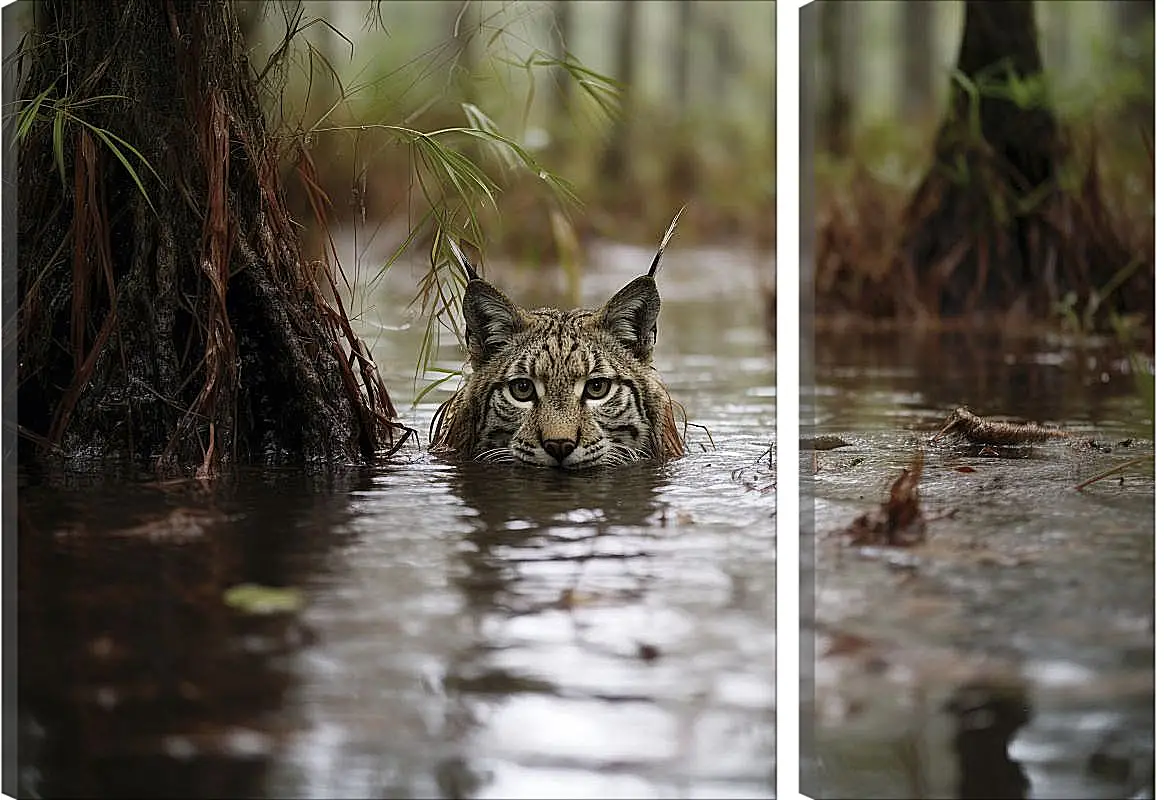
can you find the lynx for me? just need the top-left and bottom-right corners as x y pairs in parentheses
(430, 215), (686, 470)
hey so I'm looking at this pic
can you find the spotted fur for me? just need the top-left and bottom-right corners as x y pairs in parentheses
(430, 273), (684, 470)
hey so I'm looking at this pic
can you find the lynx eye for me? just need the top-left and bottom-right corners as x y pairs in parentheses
(507, 377), (537, 402)
(583, 377), (613, 400)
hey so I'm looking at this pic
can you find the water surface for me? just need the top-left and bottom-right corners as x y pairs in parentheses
(802, 328), (1154, 799)
(17, 244), (777, 799)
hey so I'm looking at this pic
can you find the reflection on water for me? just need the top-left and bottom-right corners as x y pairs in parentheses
(803, 328), (1154, 800)
(16, 246), (776, 799)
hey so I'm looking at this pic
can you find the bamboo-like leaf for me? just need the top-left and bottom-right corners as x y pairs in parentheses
(72, 116), (162, 182)
(51, 108), (66, 188)
(15, 81), (56, 143)
(461, 102), (520, 169)
(412, 371), (460, 408)
(80, 122), (158, 214)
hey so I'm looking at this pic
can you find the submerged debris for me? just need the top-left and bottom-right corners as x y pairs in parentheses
(800, 435), (852, 451)
(930, 407), (1072, 447)
(732, 442), (775, 494)
(841, 451), (926, 547)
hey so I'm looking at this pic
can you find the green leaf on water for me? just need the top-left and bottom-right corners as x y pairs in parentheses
(223, 583), (304, 615)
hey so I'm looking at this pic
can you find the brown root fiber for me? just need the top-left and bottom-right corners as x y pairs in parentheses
(16, 1), (405, 474)
(841, 451), (926, 547)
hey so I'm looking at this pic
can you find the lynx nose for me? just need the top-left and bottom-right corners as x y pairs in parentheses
(541, 438), (576, 464)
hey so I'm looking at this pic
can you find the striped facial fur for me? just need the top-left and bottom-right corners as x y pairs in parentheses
(430, 274), (684, 470)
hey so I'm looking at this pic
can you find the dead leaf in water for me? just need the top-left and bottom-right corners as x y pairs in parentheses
(821, 631), (875, 658)
(840, 451), (926, 547)
(954, 466), (976, 473)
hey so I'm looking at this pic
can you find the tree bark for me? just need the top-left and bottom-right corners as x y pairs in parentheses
(16, 0), (402, 474)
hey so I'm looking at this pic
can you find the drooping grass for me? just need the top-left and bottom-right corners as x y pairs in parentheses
(12, 85), (162, 212)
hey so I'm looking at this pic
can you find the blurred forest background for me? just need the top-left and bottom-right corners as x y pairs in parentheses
(807, 0), (1154, 336)
(8, 0), (775, 469)
(237, 0), (776, 270)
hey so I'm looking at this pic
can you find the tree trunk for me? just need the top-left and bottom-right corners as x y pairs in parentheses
(16, 0), (402, 474)
(818, 0), (855, 156)
(598, 0), (638, 184)
(709, 15), (738, 104)
(901, 0), (1055, 315)
(451, 0), (476, 106)
(1114, 0), (1153, 136)
(899, 0), (935, 123)
(550, 0), (572, 120)
(1042, 1), (1069, 80)
(896, 0), (1148, 322)
(673, 0), (694, 117)
(900, 0), (1054, 316)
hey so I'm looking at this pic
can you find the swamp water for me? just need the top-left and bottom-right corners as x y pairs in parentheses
(802, 327), (1155, 799)
(16, 244), (776, 798)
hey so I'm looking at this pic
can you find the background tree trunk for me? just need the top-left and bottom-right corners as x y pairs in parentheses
(16, 0), (401, 474)
(451, 0), (476, 106)
(598, 0), (638, 184)
(896, 0), (1147, 322)
(899, 0), (1055, 316)
(550, 0), (572, 112)
(899, 0), (935, 124)
(818, 0), (855, 156)
(673, 0), (694, 117)
(709, 13), (739, 104)
(1114, 0), (1153, 137)
(1042, 1), (1070, 81)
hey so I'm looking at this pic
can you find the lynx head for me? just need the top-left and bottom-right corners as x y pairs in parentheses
(431, 216), (686, 470)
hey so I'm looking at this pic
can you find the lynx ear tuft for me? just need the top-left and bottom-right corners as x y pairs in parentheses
(447, 236), (482, 282)
(463, 280), (524, 368)
(647, 205), (685, 278)
(599, 275), (661, 362)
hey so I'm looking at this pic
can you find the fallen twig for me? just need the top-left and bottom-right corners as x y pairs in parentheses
(1074, 455), (1153, 491)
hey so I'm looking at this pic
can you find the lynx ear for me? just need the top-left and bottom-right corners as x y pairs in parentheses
(463, 279), (524, 368)
(599, 275), (660, 362)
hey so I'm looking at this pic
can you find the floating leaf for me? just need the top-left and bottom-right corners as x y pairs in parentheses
(223, 583), (304, 615)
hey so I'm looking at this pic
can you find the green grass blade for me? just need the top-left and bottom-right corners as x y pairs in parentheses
(412, 371), (459, 408)
(15, 81), (55, 143)
(83, 123), (157, 214)
(51, 108), (66, 188)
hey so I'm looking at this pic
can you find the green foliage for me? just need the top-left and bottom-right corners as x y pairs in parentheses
(245, 1), (773, 404)
(11, 84), (162, 213)
(1055, 256), (1150, 337)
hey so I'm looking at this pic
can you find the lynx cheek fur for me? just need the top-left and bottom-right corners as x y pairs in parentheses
(430, 212), (686, 470)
